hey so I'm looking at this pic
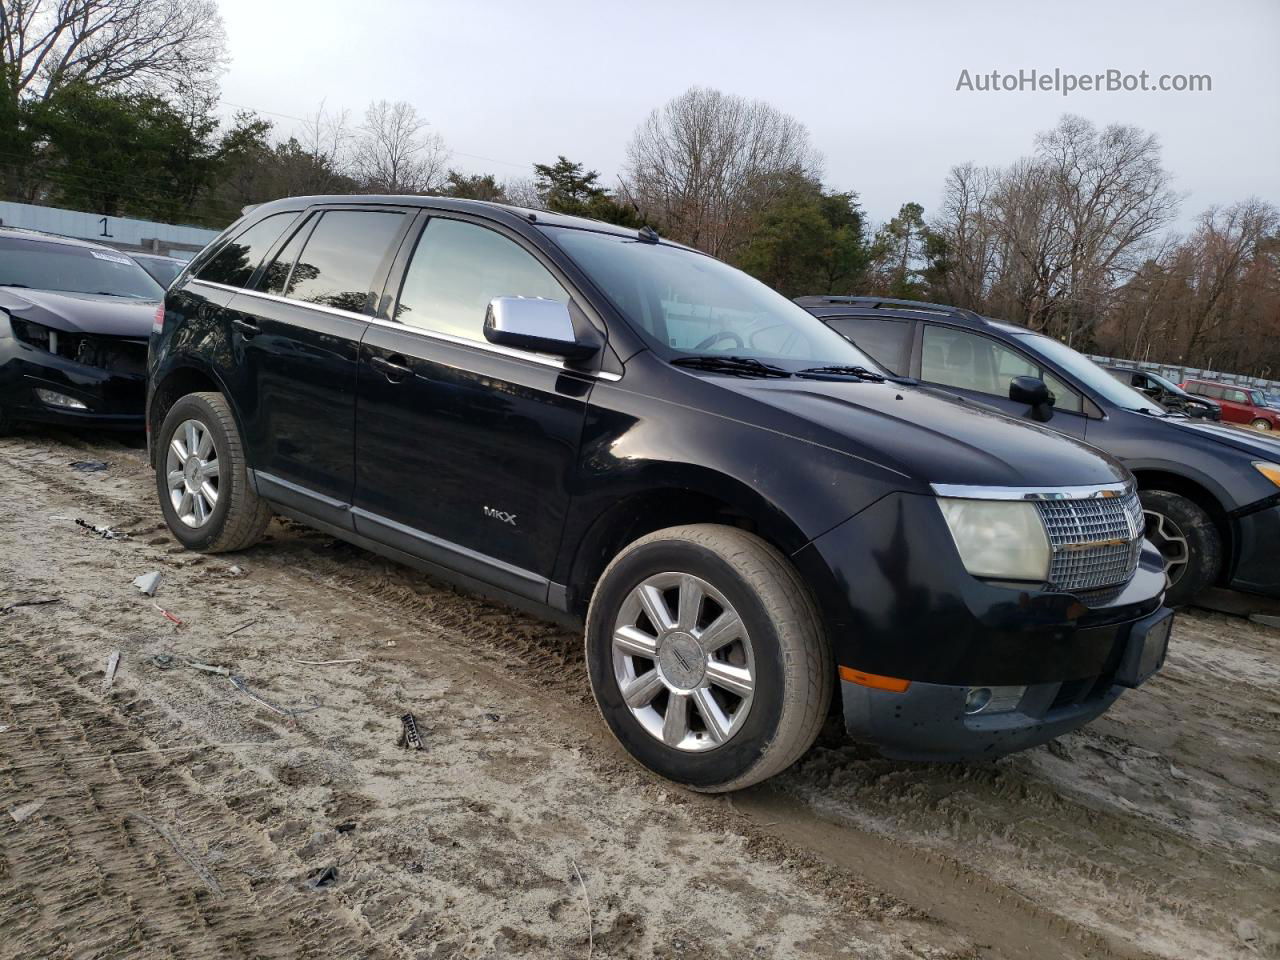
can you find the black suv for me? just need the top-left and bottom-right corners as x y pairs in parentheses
(148, 198), (1170, 790)
(800, 296), (1280, 607)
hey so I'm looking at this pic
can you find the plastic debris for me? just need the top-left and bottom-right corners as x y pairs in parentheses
(306, 865), (338, 890)
(292, 658), (361, 666)
(149, 654), (176, 670)
(75, 518), (128, 540)
(229, 675), (319, 720)
(188, 661), (230, 676)
(9, 799), (46, 823)
(228, 564), (245, 576)
(132, 571), (162, 596)
(153, 602), (184, 627)
(399, 712), (425, 751)
(126, 813), (223, 896)
(102, 651), (121, 692)
(69, 460), (108, 472)
(0, 597), (60, 615)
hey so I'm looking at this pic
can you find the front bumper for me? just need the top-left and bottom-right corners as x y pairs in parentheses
(0, 337), (145, 429)
(843, 605), (1173, 761)
(1229, 499), (1280, 598)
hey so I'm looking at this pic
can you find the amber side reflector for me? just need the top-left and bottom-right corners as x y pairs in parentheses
(838, 666), (910, 693)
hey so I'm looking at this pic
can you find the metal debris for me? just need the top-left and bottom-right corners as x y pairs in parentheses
(69, 460), (108, 472)
(225, 620), (257, 638)
(292, 658), (361, 666)
(188, 661), (231, 677)
(102, 651), (121, 692)
(126, 813), (223, 896)
(335, 821), (357, 834)
(149, 654), (176, 670)
(229, 675), (319, 720)
(9, 799), (46, 823)
(0, 597), (60, 615)
(132, 571), (162, 596)
(399, 712), (425, 751)
(306, 865), (339, 890)
(75, 518), (128, 540)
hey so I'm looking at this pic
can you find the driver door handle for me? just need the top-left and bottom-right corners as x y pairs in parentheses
(232, 318), (260, 338)
(371, 354), (412, 383)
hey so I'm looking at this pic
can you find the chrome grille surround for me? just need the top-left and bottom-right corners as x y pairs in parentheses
(930, 482), (1144, 593)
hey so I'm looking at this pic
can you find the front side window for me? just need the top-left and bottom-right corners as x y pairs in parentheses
(0, 237), (163, 299)
(396, 218), (569, 340)
(921, 326), (1036, 394)
(545, 227), (874, 366)
(196, 213), (295, 288)
(285, 210), (405, 313)
(1226, 388), (1249, 404)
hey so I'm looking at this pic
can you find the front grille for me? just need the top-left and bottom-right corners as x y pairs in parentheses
(11, 318), (146, 376)
(1036, 491), (1144, 593)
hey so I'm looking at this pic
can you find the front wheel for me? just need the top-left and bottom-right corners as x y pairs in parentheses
(1252, 418), (1272, 432)
(585, 524), (832, 792)
(156, 392), (271, 552)
(1140, 490), (1222, 607)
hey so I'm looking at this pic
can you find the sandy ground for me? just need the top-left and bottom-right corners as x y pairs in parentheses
(0, 427), (1276, 960)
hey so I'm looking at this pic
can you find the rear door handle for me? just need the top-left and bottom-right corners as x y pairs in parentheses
(232, 318), (260, 338)
(371, 354), (412, 382)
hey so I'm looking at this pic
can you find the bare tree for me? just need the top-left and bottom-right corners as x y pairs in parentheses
(352, 100), (448, 194)
(0, 0), (226, 104)
(930, 163), (1003, 310)
(624, 86), (821, 258)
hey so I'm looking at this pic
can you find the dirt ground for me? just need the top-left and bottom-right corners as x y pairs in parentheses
(1, 428), (1276, 960)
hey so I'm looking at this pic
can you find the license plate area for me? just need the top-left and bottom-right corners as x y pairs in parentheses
(1116, 608), (1173, 688)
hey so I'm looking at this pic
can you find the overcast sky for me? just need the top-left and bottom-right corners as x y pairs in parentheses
(215, 0), (1279, 233)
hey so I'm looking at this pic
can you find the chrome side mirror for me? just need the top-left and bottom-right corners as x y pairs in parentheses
(483, 297), (601, 360)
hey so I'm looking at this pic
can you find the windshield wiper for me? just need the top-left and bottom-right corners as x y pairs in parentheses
(671, 355), (792, 378)
(796, 365), (888, 383)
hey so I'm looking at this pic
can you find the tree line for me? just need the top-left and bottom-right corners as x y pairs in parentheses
(2, 0), (1276, 377)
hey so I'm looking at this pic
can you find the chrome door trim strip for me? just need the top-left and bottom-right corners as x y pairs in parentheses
(187, 278), (621, 381)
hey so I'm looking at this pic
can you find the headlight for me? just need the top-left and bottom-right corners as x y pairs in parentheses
(937, 498), (1050, 581)
(1254, 462), (1280, 488)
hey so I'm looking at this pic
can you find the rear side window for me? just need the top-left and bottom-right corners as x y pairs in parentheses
(284, 210), (405, 313)
(1199, 383), (1224, 399)
(196, 213), (294, 288)
(825, 316), (911, 374)
(260, 215), (315, 295)
(395, 217), (568, 340)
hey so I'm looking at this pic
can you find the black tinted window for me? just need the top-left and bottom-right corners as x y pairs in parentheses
(261, 215), (315, 295)
(826, 316), (911, 374)
(396, 218), (568, 339)
(286, 210), (404, 313)
(196, 214), (294, 288)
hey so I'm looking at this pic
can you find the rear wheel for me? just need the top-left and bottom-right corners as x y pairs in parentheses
(156, 392), (271, 552)
(585, 524), (832, 792)
(1252, 418), (1272, 432)
(1140, 490), (1222, 607)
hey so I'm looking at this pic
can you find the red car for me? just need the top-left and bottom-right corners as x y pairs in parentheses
(1181, 379), (1280, 431)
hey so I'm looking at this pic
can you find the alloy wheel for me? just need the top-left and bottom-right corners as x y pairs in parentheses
(1144, 509), (1190, 588)
(611, 572), (755, 752)
(165, 418), (220, 528)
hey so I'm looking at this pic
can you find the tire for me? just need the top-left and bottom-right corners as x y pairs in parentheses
(155, 392), (271, 552)
(1251, 418), (1272, 432)
(585, 524), (832, 792)
(1139, 490), (1222, 607)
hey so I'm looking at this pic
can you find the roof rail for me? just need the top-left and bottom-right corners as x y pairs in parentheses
(794, 295), (987, 324)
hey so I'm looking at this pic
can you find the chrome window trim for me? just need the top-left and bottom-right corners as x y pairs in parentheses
(930, 481), (1134, 502)
(186, 278), (621, 381)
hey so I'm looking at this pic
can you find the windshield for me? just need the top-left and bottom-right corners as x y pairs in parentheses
(0, 237), (163, 299)
(134, 256), (185, 288)
(1016, 333), (1165, 412)
(545, 228), (877, 368)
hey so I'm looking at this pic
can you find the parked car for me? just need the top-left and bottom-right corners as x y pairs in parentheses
(129, 252), (187, 288)
(1104, 367), (1220, 421)
(149, 198), (1170, 790)
(800, 296), (1280, 607)
(0, 227), (163, 431)
(1180, 379), (1280, 432)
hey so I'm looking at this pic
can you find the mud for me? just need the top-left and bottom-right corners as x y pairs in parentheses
(1, 427), (1276, 959)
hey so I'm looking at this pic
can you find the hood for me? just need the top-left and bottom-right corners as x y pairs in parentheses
(0, 287), (158, 338)
(1162, 416), (1280, 461)
(716, 376), (1129, 489)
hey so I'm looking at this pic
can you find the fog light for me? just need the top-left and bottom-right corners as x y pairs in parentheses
(964, 684), (1027, 715)
(964, 687), (992, 714)
(35, 388), (87, 410)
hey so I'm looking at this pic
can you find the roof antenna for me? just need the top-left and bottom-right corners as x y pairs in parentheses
(637, 225), (660, 244)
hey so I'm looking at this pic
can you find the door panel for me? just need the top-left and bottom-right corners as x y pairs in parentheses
(355, 327), (590, 590)
(230, 292), (368, 523)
